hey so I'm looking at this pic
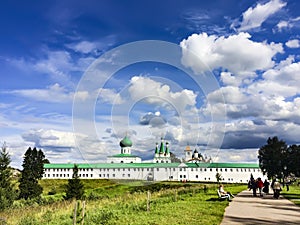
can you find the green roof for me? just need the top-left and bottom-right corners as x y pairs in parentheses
(120, 136), (132, 147)
(44, 162), (259, 169)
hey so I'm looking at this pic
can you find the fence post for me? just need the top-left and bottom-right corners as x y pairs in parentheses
(147, 190), (151, 212)
(81, 200), (86, 225)
(73, 200), (77, 225)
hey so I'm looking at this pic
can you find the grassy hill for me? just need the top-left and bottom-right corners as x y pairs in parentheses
(0, 180), (246, 225)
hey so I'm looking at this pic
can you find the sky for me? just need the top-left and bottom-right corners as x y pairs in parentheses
(1, 0), (300, 168)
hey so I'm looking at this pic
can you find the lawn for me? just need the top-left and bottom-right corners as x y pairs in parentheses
(0, 181), (246, 225)
(281, 183), (300, 207)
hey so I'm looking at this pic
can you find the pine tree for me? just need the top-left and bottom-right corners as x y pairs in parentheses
(19, 147), (48, 199)
(65, 164), (84, 200)
(0, 143), (16, 211)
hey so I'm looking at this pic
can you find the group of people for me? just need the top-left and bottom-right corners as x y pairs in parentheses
(248, 175), (282, 199)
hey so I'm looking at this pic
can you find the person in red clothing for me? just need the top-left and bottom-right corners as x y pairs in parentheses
(257, 177), (264, 196)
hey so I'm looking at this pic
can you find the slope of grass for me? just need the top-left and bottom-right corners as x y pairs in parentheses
(0, 181), (246, 225)
(281, 184), (300, 206)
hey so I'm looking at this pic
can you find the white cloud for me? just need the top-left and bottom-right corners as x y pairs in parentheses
(8, 83), (74, 103)
(67, 41), (98, 54)
(22, 129), (76, 149)
(275, 16), (300, 32)
(286, 39), (300, 48)
(276, 20), (289, 31)
(236, 0), (286, 31)
(180, 32), (283, 79)
(97, 88), (124, 104)
(128, 76), (197, 113)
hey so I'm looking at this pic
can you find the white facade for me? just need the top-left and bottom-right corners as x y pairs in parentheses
(43, 137), (267, 183)
(43, 162), (266, 183)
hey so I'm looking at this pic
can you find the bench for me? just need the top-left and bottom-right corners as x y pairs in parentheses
(217, 190), (230, 201)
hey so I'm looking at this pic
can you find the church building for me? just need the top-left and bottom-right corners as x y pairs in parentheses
(43, 136), (267, 183)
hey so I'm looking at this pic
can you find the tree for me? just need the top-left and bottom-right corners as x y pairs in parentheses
(0, 143), (16, 211)
(215, 172), (222, 184)
(65, 164), (84, 200)
(287, 145), (300, 177)
(19, 147), (48, 199)
(258, 136), (287, 180)
(170, 152), (181, 163)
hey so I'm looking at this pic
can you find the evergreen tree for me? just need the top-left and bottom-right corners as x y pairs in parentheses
(258, 136), (287, 179)
(0, 143), (16, 211)
(19, 147), (48, 199)
(65, 164), (84, 200)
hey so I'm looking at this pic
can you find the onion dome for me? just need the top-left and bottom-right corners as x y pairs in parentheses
(120, 136), (132, 147)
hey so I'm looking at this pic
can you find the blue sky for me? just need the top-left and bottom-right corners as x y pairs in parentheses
(1, 0), (300, 168)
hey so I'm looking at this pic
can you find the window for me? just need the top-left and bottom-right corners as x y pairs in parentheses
(99, 174), (101, 177)
(128, 174), (130, 177)
(196, 175), (198, 178)
(210, 168), (212, 171)
(157, 168), (159, 171)
(113, 174), (115, 177)
(91, 174), (93, 178)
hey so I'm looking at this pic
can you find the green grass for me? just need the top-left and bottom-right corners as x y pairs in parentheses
(281, 184), (300, 206)
(0, 181), (246, 225)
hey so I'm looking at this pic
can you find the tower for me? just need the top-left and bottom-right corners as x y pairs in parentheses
(184, 144), (192, 161)
(153, 138), (171, 163)
(120, 136), (132, 155)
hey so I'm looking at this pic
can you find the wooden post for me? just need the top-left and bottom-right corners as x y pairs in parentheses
(73, 200), (77, 225)
(174, 189), (177, 202)
(147, 190), (151, 212)
(81, 200), (86, 225)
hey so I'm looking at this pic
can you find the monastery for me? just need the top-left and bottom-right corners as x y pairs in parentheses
(43, 136), (266, 183)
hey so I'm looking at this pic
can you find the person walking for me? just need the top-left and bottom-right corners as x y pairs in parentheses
(257, 177), (264, 196)
(263, 179), (270, 194)
(273, 179), (282, 199)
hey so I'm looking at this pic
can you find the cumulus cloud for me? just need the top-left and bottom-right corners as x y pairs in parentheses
(22, 129), (76, 150)
(97, 88), (124, 104)
(286, 39), (300, 48)
(128, 76), (197, 113)
(139, 112), (166, 127)
(234, 0), (286, 31)
(180, 32), (283, 79)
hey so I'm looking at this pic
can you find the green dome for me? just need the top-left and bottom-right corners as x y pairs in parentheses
(120, 136), (132, 147)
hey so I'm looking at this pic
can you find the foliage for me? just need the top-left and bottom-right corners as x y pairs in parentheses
(19, 147), (48, 200)
(64, 164), (84, 200)
(258, 136), (300, 179)
(215, 172), (222, 184)
(0, 182), (245, 225)
(170, 152), (181, 163)
(0, 143), (16, 211)
(281, 183), (300, 206)
(70, 201), (86, 224)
